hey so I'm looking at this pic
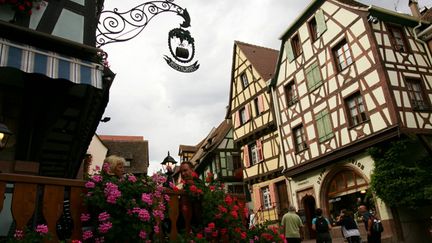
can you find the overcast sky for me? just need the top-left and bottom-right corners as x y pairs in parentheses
(96, 0), (430, 174)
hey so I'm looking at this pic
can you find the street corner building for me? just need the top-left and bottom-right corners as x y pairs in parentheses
(265, 0), (432, 242)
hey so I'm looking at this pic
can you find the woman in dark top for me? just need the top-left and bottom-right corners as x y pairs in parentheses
(336, 209), (361, 243)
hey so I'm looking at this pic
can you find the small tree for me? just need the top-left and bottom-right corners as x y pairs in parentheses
(368, 137), (432, 209)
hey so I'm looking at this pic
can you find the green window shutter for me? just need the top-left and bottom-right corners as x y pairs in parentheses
(323, 111), (333, 139)
(285, 40), (295, 62)
(316, 9), (327, 37)
(317, 116), (325, 140)
(312, 64), (322, 87)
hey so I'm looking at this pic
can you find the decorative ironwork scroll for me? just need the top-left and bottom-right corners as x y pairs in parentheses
(96, 0), (199, 72)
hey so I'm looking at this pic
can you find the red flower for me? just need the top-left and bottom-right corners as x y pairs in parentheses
(192, 172), (198, 178)
(220, 228), (227, 235)
(230, 210), (238, 219)
(211, 231), (218, 238)
(224, 195), (233, 205)
(18, 5), (25, 11)
(189, 184), (197, 193)
(218, 205), (227, 213)
(240, 231), (247, 239)
(196, 233), (203, 239)
(208, 222), (215, 229)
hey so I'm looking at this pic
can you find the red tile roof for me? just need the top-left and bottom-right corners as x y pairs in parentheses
(235, 41), (279, 81)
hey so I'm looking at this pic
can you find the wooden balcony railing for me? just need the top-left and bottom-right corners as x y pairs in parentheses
(0, 173), (197, 242)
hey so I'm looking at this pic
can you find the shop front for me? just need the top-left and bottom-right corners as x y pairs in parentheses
(290, 153), (392, 240)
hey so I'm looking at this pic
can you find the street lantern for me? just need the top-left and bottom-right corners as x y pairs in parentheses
(161, 151), (177, 175)
(0, 122), (12, 150)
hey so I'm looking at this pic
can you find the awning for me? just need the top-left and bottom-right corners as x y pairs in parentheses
(0, 38), (103, 89)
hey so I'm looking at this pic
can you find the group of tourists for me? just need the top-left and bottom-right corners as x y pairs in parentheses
(281, 205), (383, 243)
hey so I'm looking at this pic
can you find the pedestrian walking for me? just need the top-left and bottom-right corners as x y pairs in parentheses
(336, 209), (361, 243)
(312, 208), (332, 243)
(358, 205), (382, 243)
(281, 205), (303, 243)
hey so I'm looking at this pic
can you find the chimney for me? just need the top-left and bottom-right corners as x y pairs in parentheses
(409, 0), (421, 18)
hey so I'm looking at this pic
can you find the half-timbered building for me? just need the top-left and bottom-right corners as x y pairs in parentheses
(270, 0), (432, 241)
(226, 41), (289, 223)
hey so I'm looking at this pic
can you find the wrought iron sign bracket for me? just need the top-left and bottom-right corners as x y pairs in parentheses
(96, 0), (199, 72)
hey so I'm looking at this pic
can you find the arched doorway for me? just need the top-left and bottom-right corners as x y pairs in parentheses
(301, 195), (316, 239)
(322, 169), (375, 222)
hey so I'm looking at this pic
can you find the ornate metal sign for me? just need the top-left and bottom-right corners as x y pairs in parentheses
(96, 0), (199, 73)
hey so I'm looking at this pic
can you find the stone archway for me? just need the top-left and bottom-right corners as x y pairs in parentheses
(319, 166), (373, 222)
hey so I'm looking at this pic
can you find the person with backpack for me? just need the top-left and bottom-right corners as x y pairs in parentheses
(358, 205), (382, 243)
(336, 209), (361, 243)
(312, 208), (332, 243)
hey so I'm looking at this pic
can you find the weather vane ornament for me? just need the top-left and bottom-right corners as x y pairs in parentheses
(96, 0), (199, 73)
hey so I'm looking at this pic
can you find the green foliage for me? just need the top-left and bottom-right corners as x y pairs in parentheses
(368, 138), (432, 208)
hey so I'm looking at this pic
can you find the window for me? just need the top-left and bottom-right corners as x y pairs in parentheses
(284, 81), (298, 106)
(305, 62), (322, 91)
(293, 125), (307, 152)
(388, 25), (409, 52)
(248, 140), (263, 166)
(291, 34), (302, 58)
(240, 72), (249, 88)
(316, 109), (333, 142)
(333, 39), (352, 71)
(309, 18), (318, 42)
(261, 186), (272, 209)
(249, 143), (258, 165)
(240, 107), (247, 125)
(345, 93), (367, 126)
(254, 97), (260, 116)
(406, 78), (429, 110)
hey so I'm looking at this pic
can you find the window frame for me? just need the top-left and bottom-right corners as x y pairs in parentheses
(345, 92), (368, 127)
(239, 107), (247, 125)
(261, 186), (272, 209)
(284, 81), (298, 106)
(293, 125), (307, 153)
(254, 97), (260, 116)
(291, 34), (302, 58)
(308, 17), (318, 42)
(387, 24), (410, 53)
(249, 143), (259, 166)
(240, 72), (249, 89)
(332, 38), (353, 72)
(405, 77), (429, 110)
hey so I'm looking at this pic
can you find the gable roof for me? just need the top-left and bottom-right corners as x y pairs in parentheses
(235, 41), (279, 81)
(192, 120), (233, 171)
(225, 41), (279, 118)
